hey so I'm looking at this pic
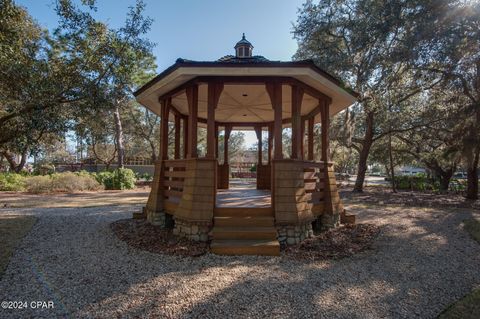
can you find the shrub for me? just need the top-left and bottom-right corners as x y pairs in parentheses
(142, 172), (152, 182)
(113, 168), (136, 190)
(0, 173), (26, 191)
(25, 172), (102, 193)
(135, 172), (152, 182)
(94, 168), (136, 190)
(394, 174), (438, 192)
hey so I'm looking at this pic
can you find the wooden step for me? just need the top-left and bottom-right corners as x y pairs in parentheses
(214, 216), (274, 227)
(211, 239), (280, 256)
(214, 207), (273, 217)
(211, 227), (277, 240)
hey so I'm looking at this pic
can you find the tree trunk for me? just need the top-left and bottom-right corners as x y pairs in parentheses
(2, 149), (27, 173)
(15, 151), (27, 173)
(388, 133), (396, 192)
(424, 160), (455, 193)
(466, 149), (479, 200)
(436, 167), (454, 193)
(439, 174), (452, 193)
(149, 141), (157, 162)
(113, 104), (125, 169)
(353, 111), (374, 192)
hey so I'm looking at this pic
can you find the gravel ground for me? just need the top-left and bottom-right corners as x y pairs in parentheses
(0, 203), (479, 318)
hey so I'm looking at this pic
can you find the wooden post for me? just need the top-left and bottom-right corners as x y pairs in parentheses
(266, 83), (283, 160)
(160, 99), (170, 160)
(186, 85), (198, 158)
(182, 117), (188, 159)
(206, 82), (223, 159)
(254, 126), (262, 165)
(320, 100), (330, 162)
(308, 117), (314, 161)
(291, 85), (304, 159)
(268, 124), (273, 164)
(224, 125), (232, 164)
(174, 115), (180, 159)
(300, 119), (305, 159)
(215, 124), (219, 161)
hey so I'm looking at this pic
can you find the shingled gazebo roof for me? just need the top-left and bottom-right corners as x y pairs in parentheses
(134, 35), (358, 125)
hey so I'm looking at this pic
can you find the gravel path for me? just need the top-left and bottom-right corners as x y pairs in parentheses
(0, 203), (479, 318)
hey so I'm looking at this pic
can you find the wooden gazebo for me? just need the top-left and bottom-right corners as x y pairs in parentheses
(134, 35), (357, 255)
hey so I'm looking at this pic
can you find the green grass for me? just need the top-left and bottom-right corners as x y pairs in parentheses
(438, 218), (480, 319)
(0, 215), (36, 278)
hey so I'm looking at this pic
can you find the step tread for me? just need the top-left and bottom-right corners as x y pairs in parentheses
(214, 207), (273, 217)
(211, 239), (279, 248)
(214, 216), (274, 220)
(212, 226), (277, 233)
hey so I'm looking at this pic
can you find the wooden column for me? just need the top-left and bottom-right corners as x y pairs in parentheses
(160, 99), (170, 160)
(267, 124), (273, 163)
(266, 83), (283, 160)
(307, 117), (314, 161)
(291, 85), (304, 159)
(224, 125), (232, 164)
(215, 124), (219, 161)
(320, 100), (330, 162)
(174, 115), (181, 159)
(186, 85), (198, 158)
(300, 119), (305, 159)
(182, 117), (188, 159)
(206, 82), (223, 159)
(254, 126), (262, 165)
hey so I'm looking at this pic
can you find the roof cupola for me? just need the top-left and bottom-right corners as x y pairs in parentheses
(234, 33), (253, 58)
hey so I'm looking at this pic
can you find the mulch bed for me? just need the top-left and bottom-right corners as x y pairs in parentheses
(110, 219), (208, 257)
(340, 186), (480, 210)
(285, 224), (380, 260)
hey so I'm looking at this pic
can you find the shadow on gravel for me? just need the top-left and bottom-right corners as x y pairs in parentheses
(170, 206), (480, 318)
(5, 204), (479, 318)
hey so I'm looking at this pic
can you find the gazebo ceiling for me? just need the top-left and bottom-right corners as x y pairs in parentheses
(172, 84), (319, 124)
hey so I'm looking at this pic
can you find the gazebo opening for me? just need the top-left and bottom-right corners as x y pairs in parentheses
(216, 128), (272, 208)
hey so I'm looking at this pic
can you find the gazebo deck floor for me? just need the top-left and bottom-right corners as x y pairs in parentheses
(216, 179), (271, 208)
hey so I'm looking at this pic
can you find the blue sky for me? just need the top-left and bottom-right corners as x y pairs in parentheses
(17, 0), (305, 146)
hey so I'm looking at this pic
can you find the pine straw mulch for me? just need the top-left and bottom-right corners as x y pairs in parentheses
(110, 219), (208, 257)
(284, 223), (381, 261)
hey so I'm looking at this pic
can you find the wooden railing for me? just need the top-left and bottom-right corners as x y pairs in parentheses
(302, 161), (327, 205)
(163, 159), (187, 204)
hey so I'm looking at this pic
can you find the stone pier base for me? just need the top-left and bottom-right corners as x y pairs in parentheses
(276, 223), (314, 246)
(145, 207), (166, 227)
(173, 218), (211, 242)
